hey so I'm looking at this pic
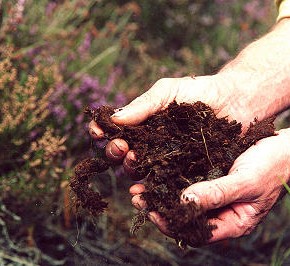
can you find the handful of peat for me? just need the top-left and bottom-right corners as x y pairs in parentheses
(70, 101), (275, 247)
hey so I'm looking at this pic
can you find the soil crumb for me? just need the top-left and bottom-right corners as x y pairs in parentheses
(70, 101), (275, 247)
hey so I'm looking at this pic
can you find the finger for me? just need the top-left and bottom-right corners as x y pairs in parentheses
(129, 184), (171, 237)
(148, 211), (171, 236)
(129, 184), (145, 196)
(123, 150), (137, 178)
(207, 203), (258, 243)
(105, 138), (129, 162)
(88, 120), (105, 139)
(130, 194), (171, 237)
(111, 78), (179, 125)
(180, 172), (249, 211)
(131, 194), (147, 210)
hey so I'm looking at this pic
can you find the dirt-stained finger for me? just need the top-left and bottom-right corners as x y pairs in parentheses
(105, 138), (129, 162)
(148, 211), (171, 236)
(88, 120), (105, 139)
(110, 78), (180, 126)
(131, 194), (147, 210)
(129, 184), (145, 195)
(207, 203), (258, 243)
(123, 150), (138, 179)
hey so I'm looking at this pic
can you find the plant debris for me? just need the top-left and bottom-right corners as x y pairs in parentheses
(70, 101), (275, 247)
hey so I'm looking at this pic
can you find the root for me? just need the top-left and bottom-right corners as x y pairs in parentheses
(200, 127), (214, 168)
(130, 209), (149, 235)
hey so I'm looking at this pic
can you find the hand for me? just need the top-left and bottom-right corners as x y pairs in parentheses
(130, 129), (290, 243)
(89, 75), (251, 172)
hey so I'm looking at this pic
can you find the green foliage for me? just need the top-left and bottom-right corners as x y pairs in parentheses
(282, 179), (290, 194)
(101, 0), (276, 92)
(270, 197), (290, 266)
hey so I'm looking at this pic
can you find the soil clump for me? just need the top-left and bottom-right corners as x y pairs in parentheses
(70, 101), (275, 247)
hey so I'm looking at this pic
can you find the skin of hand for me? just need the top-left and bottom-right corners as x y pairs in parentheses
(129, 128), (290, 243)
(88, 18), (290, 243)
(89, 74), (242, 174)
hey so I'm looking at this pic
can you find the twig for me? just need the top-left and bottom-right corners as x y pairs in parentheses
(179, 175), (192, 185)
(0, 251), (39, 266)
(200, 127), (214, 168)
(0, 201), (21, 221)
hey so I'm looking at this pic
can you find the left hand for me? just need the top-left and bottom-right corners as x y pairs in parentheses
(130, 129), (290, 243)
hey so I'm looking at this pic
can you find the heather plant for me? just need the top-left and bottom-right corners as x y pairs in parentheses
(0, 45), (70, 264)
(0, 45), (66, 205)
(0, 0), (134, 150)
(49, 69), (126, 149)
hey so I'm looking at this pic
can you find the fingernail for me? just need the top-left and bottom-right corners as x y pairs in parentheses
(89, 127), (104, 138)
(148, 213), (157, 224)
(123, 158), (137, 179)
(89, 128), (97, 136)
(111, 108), (129, 118)
(181, 193), (200, 206)
(108, 142), (124, 158)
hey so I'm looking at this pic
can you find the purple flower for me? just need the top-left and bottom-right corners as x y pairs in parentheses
(29, 129), (40, 140)
(73, 99), (82, 109)
(114, 92), (127, 107)
(50, 105), (67, 123)
(75, 113), (84, 124)
(26, 46), (42, 58)
(48, 66), (127, 137)
(80, 75), (100, 91)
(102, 67), (122, 94)
(78, 33), (92, 55)
(243, 1), (269, 21)
(50, 83), (69, 103)
(45, 2), (57, 17)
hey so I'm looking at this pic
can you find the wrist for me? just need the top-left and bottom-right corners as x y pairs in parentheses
(213, 71), (259, 127)
(212, 19), (290, 127)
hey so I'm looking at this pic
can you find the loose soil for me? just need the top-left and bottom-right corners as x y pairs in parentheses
(70, 101), (275, 247)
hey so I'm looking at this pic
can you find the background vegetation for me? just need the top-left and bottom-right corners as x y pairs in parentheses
(0, 0), (289, 265)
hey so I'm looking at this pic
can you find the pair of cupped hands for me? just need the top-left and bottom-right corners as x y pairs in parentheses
(88, 76), (290, 244)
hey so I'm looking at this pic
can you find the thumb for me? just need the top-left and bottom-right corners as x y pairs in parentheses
(111, 78), (179, 125)
(180, 172), (248, 211)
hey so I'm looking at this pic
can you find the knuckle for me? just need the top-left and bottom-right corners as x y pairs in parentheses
(155, 78), (171, 87)
(141, 91), (154, 103)
(133, 90), (155, 107)
(234, 216), (256, 237)
(205, 182), (226, 209)
(235, 219), (249, 236)
(237, 223), (255, 237)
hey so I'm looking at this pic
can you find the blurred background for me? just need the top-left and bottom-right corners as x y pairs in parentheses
(0, 0), (289, 265)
